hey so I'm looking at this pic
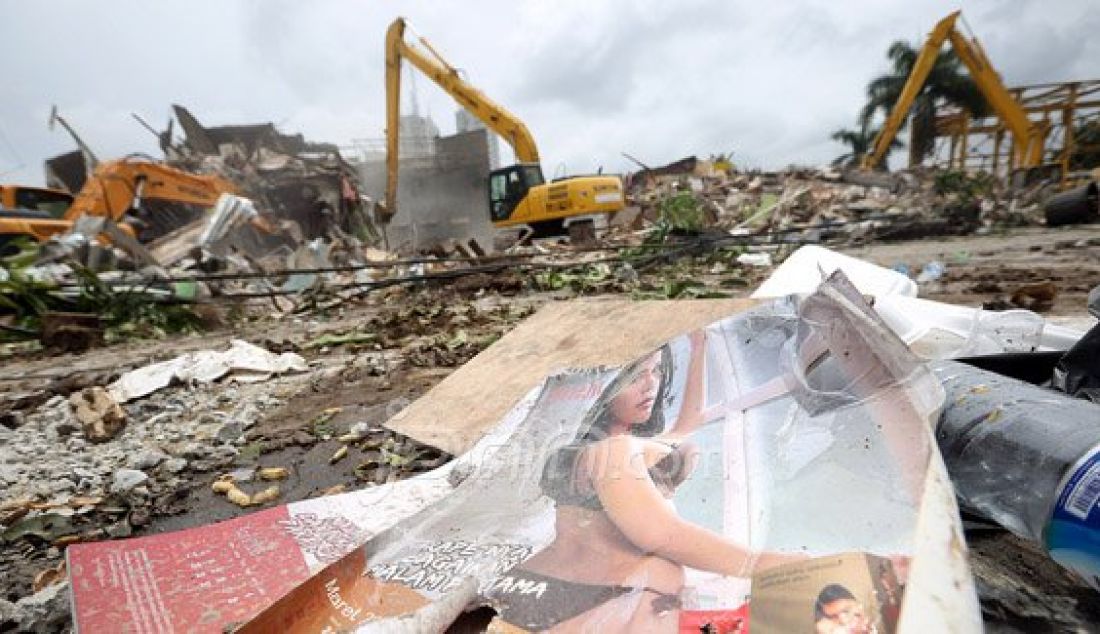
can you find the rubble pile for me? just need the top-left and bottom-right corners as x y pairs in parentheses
(624, 157), (1056, 245)
(163, 104), (377, 245)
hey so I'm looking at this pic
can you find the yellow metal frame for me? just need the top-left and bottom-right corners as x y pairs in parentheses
(930, 80), (1100, 181)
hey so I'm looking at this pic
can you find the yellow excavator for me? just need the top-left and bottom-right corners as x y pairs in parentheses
(381, 17), (624, 240)
(862, 10), (1048, 172)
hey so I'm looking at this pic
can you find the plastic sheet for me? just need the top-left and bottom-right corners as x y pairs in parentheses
(934, 360), (1100, 588)
(106, 339), (308, 402)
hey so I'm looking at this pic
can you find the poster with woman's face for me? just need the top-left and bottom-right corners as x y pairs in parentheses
(236, 294), (935, 633)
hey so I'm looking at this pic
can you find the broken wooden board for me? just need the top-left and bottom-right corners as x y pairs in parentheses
(385, 297), (754, 455)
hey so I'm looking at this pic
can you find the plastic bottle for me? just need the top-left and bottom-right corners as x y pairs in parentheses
(932, 360), (1100, 589)
(916, 260), (946, 283)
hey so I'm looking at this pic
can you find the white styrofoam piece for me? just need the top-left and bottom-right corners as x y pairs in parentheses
(751, 245), (918, 299)
(875, 295), (1084, 353)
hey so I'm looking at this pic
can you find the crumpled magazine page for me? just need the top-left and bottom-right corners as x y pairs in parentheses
(237, 272), (979, 634)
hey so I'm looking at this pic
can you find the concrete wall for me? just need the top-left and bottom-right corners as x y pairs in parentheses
(357, 129), (495, 252)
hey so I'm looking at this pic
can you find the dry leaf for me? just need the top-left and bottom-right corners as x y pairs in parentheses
(32, 561), (67, 593)
(321, 484), (346, 496)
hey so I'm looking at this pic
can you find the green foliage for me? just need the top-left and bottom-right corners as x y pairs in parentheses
(620, 221), (672, 266)
(933, 170), (995, 201)
(658, 191), (703, 232)
(237, 441), (265, 463)
(831, 125), (902, 167)
(1, 245), (202, 341)
(0, 242), (67, 332)
(631, 276), (731, 301)
(302, 331), (378, 350)
(68, 266), (202, 339)
(531, 263), (620, 295)
(310, 408), (340, 439)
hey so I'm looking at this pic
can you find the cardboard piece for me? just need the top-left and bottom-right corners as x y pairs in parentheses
(385, 298), (754, 454)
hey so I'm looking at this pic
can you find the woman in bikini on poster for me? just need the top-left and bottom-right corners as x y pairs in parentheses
(488, 329), (805, 632)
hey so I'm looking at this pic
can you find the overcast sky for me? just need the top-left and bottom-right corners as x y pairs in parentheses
(1, 0), (1098, 186)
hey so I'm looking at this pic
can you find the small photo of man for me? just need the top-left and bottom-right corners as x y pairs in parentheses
(813, 584), (876, 634)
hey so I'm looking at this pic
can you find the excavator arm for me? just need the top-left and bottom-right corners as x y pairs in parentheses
(64, 159), (240, 223)
(381, 17), (540, 222)
(863, 11), (1045, 170)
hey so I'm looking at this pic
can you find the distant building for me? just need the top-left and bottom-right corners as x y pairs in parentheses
(456, 108), (501, 169)
(348, 113), (440, 165)
(349, 109), (495, 252)
(399, 114), (440, 160)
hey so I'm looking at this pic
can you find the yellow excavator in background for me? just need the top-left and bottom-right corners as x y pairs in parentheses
(381, 17), (625, 240)
(862, 10), (1048, 173)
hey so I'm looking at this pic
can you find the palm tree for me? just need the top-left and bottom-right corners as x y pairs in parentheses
(860, 41), (989, 168)
(830, 125), (901, 167)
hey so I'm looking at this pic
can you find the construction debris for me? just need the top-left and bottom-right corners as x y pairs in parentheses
(3, 92), (1099, 634)
(107, 339), (308, 402)
(625, 159), (1056, 247)
(166, 105), (375, 244)
(68, 387), (126, 443)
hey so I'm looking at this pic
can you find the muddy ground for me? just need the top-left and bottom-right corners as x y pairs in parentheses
(2, 227), (1100, 631)
(844, 224), (1100, 318)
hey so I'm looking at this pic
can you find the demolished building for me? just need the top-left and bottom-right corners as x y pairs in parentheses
(163, 104), (375, 244)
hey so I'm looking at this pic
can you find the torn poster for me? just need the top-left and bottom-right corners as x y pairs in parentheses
(69, 273), (980, 632)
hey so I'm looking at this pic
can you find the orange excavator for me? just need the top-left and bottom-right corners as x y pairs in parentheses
(2, 105), (243, 247)
(0, 158), (241, 245)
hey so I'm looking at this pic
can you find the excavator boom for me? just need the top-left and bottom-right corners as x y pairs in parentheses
(65, 158), (239, 223)
(382, 17), (540, 222)
(862, 11), (1046, 170)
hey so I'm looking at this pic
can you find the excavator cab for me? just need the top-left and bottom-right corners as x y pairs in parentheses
(488, 164), (545, 223)
(3, 186), (74, 218)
